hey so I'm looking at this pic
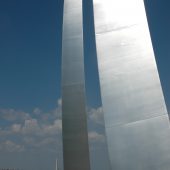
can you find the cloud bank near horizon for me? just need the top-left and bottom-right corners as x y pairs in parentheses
(0, 99), (106, 154)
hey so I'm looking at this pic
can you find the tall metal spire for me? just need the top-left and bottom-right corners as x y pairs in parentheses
(93, 0), (170, 169)
(61, 0), (91, 170)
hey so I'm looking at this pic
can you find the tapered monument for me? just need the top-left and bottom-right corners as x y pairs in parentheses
(62, 0), (170, 170)
(93, 0), (170, 169)
(61, 0), (90, 170)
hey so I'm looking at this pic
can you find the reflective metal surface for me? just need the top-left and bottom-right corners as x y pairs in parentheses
(93, 0), (170, 169)
(61, 0), (90, 170)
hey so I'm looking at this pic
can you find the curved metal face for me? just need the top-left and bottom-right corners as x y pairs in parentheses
(62, 0), (90, 170)
(93, 0), (170, 169)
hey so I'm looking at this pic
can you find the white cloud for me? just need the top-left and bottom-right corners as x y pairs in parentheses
(39, 137), (57, 146)
(0, 128), (10, 136)
(57, 98), (62, 107)
(0, 109), (31, 122)
(22, 119), (41, 135)
(0, 100), (62, 152)
(1, 118), (62, 138)
(88, 131), (105, 143)
(11, 124), (21, 133)
(23, 137), (58, 149)
(33, 108), (41, 115)
(0, 140), (25, 152)
(23, 137), (35, 145)
(0, 100), (107, 153)
(42, 119), (62, 135)
(89, 107), (104, 125)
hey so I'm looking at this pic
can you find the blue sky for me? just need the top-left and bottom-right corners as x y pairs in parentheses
(144, 0), (170, 110)
(0, 0), (170, 170)
(0, 0), (62, 111)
